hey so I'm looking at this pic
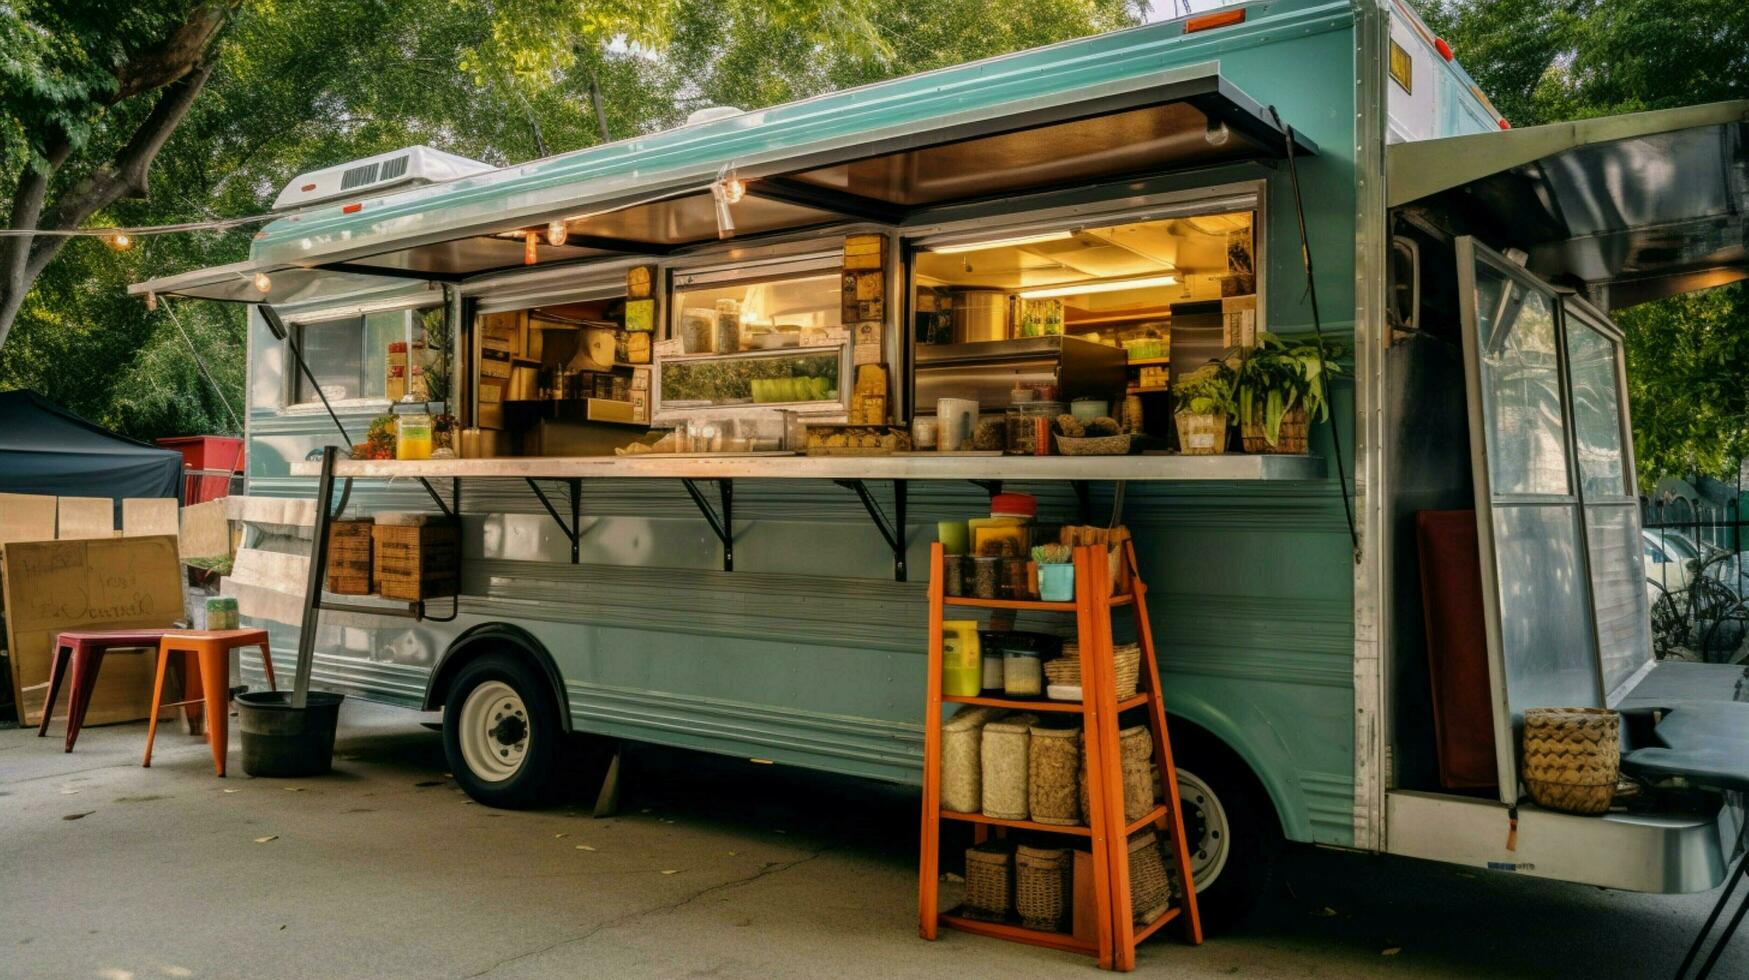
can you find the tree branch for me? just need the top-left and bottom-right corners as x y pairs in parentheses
(111, 3), (236, 103)
(26, 58), (220, 282)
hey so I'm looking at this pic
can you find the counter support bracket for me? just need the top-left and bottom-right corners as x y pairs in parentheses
(526, 478), (581, 563)
(970, 480), (1003, 498)
(681, 478), (733, 572)
(1072, 480), (1092, 523)
(836, 479), (907, 581)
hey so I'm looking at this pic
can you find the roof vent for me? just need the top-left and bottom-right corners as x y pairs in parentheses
(273, 145), (494, 211)
(685, 106), (744, 126)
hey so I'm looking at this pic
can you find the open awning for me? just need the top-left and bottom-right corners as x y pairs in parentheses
(133, 33), (1311, 303)
(1389, 101), (1749, 309)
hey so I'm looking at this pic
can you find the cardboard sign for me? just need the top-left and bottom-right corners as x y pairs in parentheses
(0, 492), (57, 545)
(3, 535), (184, 726)
(57, 497), (113, 539)
(123, 498), (180, 538)
(180, 498), (232, 561)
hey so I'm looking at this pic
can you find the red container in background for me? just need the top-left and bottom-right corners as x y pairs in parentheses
(157, 436), (245, 503)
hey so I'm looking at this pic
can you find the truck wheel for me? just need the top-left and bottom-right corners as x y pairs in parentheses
(443, 653), (560, 808)
(1172, 732), (1281, 932)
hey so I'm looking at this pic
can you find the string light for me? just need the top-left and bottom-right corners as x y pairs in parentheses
(109, 233), (132, 250)
(253, 271), (272, 293)
(545, 220), (568, 247)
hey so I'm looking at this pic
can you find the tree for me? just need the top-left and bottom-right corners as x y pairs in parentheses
(0, 0), (1140, 439)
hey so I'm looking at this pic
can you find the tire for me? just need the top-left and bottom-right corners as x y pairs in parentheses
(1171, 729), (1282, 933)
(442, 653), (561, 808)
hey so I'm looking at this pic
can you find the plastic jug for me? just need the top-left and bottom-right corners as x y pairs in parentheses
(941, 620), (983, 697)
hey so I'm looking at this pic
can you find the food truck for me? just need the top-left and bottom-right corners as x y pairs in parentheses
(130, 0), (1749, 929)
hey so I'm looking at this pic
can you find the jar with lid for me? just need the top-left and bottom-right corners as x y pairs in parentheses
(1005, 401), (1063, 455)
(393, 405), (433, 460)
(713, 299), (742, 353)
(680, 308), (715, 353)
(1003, 648), (1045, 697)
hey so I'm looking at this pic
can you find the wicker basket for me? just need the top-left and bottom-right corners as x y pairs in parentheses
(1127, 831), (1171, 924)
(1241, 405), (1310, 454)
(325, 520), (373, 595)
(1174, 411), (1228, 455)
(1055, 433), (1133, 456)
(1113, 643), (1141, 700)
(1521, 707), (1619, 815)
(963, 841), (1015, 921)
(371, 520), (459, 601)
(981, 714), (1037, 820)
(1029, 724), (1082, 826)
(1015, 846), (1071, 931)
(1043, 656), (1082, 687)
(942, 707), (1002, 814)
(1081, 725), (1157, 823)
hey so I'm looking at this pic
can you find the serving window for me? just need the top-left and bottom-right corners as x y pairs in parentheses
(290, 307), (443, 406)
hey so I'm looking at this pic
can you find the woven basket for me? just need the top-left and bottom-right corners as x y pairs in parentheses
(1113, 643), (1141, 700)
(1043, 657), (1082, 687)
(1081, 726), (1157, 823)
(941, 707), (1002, 814)
(325, 520), (374, 595)
(1174, 412), (1228, 455)
(963, 841), (1015, 921)
(1128, 831), (1172, 924)
(1055, 433), (1132, 456)
(981, 714), (1037, 820)
(1015, 846), (1071, 931)
(1241, 405), (1310, 454)
(1522, 707), (1619, 815)
(1028, 725), (1082, 826)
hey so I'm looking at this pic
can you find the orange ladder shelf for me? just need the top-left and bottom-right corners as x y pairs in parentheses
(918, 541), (1203, 971)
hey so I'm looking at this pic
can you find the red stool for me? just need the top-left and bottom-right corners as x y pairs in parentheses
(143, 629), (276, 777)
(37, 629), (179, 752)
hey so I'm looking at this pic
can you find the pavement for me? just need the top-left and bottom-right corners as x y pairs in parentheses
(0, 699), (1740, 979)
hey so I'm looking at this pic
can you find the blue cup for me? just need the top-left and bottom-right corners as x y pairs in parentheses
(1038, 563), (1075, 601)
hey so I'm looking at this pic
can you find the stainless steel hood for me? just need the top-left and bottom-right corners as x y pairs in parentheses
(1389, 101), (1749, 309)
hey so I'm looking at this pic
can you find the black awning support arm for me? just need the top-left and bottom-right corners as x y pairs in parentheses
(836, 479), (908, 581)
(681, 478), (733, 572)
(526, 478), (581, 563)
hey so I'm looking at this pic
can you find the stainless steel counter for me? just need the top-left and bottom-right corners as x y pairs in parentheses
(288, 452), (1326, 481)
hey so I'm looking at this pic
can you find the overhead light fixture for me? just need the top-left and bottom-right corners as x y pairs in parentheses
(1017, 273), (1178, 300)
(546, 220), (568, 247)
(253, 271), (272, 293)
(523, 231), (538, 265)
(711, 172), (744, 239)
(930, 231), (1073, 254)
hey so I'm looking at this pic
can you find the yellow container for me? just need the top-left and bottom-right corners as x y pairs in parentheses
(941, 620), (983, 697)
(396, 412), (433, 460)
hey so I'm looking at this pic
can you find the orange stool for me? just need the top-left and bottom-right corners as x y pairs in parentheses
(144, 629), (276, 776)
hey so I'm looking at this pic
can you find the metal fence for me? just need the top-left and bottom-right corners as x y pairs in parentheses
(1641, 494), (1749, 664)
(179, 467), (245, 505)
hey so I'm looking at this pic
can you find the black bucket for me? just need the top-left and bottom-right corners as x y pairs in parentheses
(236, 691), (344, 777)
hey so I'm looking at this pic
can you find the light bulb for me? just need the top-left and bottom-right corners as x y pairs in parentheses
(524, 231), (538, 265)
(253, 271), (272, 293)
(719, 177), (745, 204)
(110, 233), (132, 250)
(546, 220), (568, 247)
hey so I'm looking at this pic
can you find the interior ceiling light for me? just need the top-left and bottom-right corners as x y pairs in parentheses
(1017, 273), (1178, 300)
(546, 220), (568, 247)
(930, 231), (1074, 254)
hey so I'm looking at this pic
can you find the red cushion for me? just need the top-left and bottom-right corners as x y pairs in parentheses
(1416, 510), (1498, 791)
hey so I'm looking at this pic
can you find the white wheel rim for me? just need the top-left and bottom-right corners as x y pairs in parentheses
(458, 681), (529, 783)
(1177, 769), (1231, 890)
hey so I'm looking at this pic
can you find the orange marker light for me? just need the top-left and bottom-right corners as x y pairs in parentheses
(1185, 8), (1245, 33)
(524, 231), (538, 265)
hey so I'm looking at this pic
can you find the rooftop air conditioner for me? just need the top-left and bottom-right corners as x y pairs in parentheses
(272, 146), (494, 211)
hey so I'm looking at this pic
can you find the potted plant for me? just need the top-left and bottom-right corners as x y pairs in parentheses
(1235, 332), (1346, 453)
(1171, 359), (1238, 455)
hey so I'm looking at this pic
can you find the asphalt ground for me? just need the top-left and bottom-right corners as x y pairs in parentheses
(1, 699), (1739, 979)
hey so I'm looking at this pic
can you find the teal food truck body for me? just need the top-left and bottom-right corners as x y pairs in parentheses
(132, 0), (1749, 924)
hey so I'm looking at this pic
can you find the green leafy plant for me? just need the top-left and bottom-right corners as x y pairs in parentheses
(1172, 359), (1238, 417)
(1234, 332), (1346, 447)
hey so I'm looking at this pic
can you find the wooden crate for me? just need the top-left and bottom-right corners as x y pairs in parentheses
(325, 519), (373, 595)
(371, 523), (459, 601)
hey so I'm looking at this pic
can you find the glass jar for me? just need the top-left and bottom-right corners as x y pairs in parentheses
(714, 299), (742, 353)
(1005, 401), (1063, 455)
(395, 410), (433, 460)
(1000, 556), (1028, 599)
(971, 556), (1001, 599)
(941, 555), (967, 597)
(1003, 649), (1045, 697)
(681, 308), (715, 353)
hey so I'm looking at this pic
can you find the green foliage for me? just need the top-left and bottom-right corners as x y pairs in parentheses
(0, 0), (1141, 441)
(1619, 284), (1749, 488)
(1235, 332), (1346, 447)
(1172, 359), (1238, 418)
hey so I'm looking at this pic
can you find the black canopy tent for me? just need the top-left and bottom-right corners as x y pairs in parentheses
(0, 391), (183, 515)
